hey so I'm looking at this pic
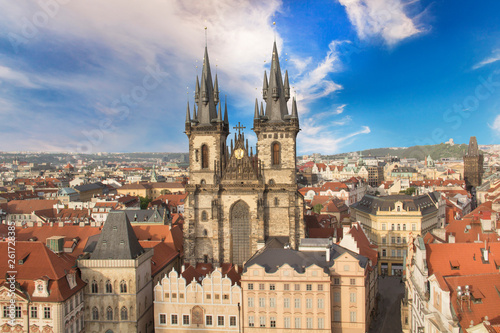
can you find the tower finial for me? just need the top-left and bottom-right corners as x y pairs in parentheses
(205, 26), (208, 47)
(273, 21), (276, 42)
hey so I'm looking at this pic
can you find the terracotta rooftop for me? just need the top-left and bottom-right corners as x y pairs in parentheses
(0, 242), (85, 302)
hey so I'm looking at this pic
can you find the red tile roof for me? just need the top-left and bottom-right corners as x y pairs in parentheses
(0, 242), (85, 302)
(426, 242), (500, 277)
(2, 199), (59, 214)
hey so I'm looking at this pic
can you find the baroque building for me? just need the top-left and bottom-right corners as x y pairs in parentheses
(463, 136), (484, 190)
(183, 42), (305, 266)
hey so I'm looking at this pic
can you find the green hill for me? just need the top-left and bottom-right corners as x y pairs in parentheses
(321, 143), (472, 160)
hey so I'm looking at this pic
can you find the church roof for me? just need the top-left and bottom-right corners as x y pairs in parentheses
(90, 211), (144, 260)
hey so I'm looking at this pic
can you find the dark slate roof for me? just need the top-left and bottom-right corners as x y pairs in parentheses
(124, 207), (167, 223)
(243, 243), (368, 274)
(351, 192), (440, 216)
(74, 182), (105, 192)
(90, 211), (144, 260)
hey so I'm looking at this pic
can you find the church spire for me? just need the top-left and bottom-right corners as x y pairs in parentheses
(254, 99), (259, 119)
(197, 46), (217, 125)
(263, 41), (288, 122)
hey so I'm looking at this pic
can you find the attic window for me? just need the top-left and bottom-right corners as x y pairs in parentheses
(450, 260), (460, 270)
(113, 226), (117, 231)
(120, 240), (124, 245)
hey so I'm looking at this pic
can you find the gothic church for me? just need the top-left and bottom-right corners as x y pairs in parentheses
(184, 42), (305, 266)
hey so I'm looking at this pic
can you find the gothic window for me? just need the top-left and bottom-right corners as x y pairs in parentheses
(272, 142), (280, 166)
(121, 307), (128, 320)
(200, 179), (206, 185)
(203, 229), (208, 236)
(105, 280), (112, 293)
(274, 197), (279, 206)
(91, 280), (98, 293)
(269, 179), (275, 185)
(201, 210), (208, 221)
(92, 307), (99, 320)
(107, 307), (113, 321)
(231, 201), (251, 265)
(120, 280), (127, 293)
(201, 145), (209, 169)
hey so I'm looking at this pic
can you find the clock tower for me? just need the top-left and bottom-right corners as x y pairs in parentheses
(183, 41), (304, 266)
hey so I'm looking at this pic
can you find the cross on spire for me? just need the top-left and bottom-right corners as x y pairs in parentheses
(233, 122), (246, 134)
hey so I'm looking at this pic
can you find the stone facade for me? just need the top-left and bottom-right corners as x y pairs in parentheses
(183, 42), (305, 266)
(78, 252), (154, 333)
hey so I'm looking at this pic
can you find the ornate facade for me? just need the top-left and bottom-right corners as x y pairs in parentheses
(184, 42), (305, 266)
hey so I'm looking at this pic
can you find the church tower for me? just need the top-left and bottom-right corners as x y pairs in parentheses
(184, 42), (304, 267)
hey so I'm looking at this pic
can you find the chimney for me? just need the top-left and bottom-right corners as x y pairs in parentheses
(448, 234), (455, 243)
(326, 247), (330, 262)
(181, 264), (185, 273)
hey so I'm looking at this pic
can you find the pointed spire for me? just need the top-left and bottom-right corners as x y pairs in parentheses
(224, 96), (229, 125)
(197, 46), (217, 124)
(291, 97), (298, 118)
(262, 71), (268, 101)
(284, 70), (290, 102)
(214, 74), (219, 105)
(193, 103), (198, 122)
(185, 101), (191, 123)
(263, 41), (288, 122)
(260, 101), (264, 116)
(254, 99), (259, 119)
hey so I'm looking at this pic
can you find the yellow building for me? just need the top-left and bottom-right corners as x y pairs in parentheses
(241, 238), (377, 333)
(351, 193), (442, 276)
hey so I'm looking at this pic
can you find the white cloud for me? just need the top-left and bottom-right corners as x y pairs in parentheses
(491, 114), (500, 135)
(0, 65), (39, 88)
(472, 49), (500, 70)
(294, 40), (343, 105)
(338, 0), (423, 45)
(298, 123), (370, 154)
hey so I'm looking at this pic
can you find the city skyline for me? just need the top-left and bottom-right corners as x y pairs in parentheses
(0, 0), (499, 154)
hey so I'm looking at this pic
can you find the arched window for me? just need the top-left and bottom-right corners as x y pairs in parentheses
(274, 197), (279, 206)
(203, 229), (208, 236)
(272, 142), (280, 166)
(105, 280), (112, 293)
(91, 280), (98, 293)
(269, 179), (275, 185)
(120, 306), (128, 320)
(107, 307), (113, 321)
(120, 280), (127, 293)
(201, 144), (208, 169)
(201, 210), (208, 221)
(92, 307), (99, 320)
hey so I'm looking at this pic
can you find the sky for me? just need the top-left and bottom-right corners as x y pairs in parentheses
(0, 0), (499, 155)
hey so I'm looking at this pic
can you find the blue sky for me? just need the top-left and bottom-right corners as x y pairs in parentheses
(0, 0), (499, 155)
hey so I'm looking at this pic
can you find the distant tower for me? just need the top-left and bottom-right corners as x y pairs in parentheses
(463, 136), (484, 190)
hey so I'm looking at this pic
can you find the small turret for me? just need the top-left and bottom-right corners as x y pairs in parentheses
(214, 74), (219, 105)
(195, 76), (200, 104)
(284, 70), (290, 102)
(291, 97), (298, 118)
(254, 99), (259, 119)
(185, 101), (191, 123)
(224, 97), (229, 125)
(262, 71), (268, 101)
